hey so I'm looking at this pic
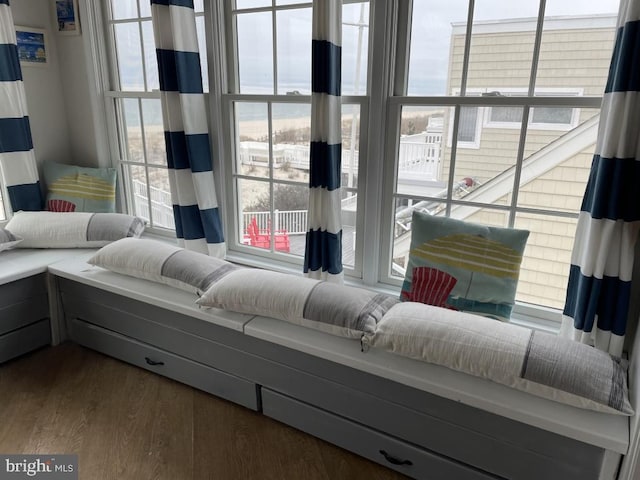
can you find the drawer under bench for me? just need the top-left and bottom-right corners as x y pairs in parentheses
(0, 274), (51, 363)
(53, 276), (621, 480)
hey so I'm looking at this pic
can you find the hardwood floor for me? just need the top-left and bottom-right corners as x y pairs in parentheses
(0, 344), (407, 480)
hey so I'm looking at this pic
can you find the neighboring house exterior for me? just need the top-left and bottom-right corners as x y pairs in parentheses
(438, 15), (617, 308)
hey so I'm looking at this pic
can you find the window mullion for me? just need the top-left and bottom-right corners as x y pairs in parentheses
(137, 98), (155, 227)
(272, 8), (278, 95)
(445, 0), (475, 216)
(508, 0), (547, 227)
(138, 20), (148, 92)
(392, 0), (412, 96)
(458, 0), (475, 97)
(267, 102), (275, 253)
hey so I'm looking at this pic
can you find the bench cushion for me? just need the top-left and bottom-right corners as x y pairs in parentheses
(5, 211), (145, 248)
(88, 238), (237, 295)
(363, 302), (633, 415)
(197, 269), (398, 339)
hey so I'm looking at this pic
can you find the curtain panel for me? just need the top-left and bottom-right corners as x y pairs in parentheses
(150, 0), (225, 258)
(304, 0), (343, 282)
(0, 0), (43, 212)
(561, 0), (640, 356)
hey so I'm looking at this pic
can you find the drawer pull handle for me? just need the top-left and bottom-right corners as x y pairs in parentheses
(145, 357), (164, 366)
(379, 450), (413, 466)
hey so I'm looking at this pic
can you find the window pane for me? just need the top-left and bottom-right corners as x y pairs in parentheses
(408, 0), (468, 95)
(514, 212), (578, 309)
(342, 2), (369, 95)
(139, 0), (151, 18)
(147, 167), (174, 229)
(128, 164), (150, 222)
(237, 12), (274, 94)
(463, 0), (539, 93)
(457, 106), (479, 142)
(114, 23), (144, 91)
(537, 0), (619, 96)
(490, 106), (524, 124)
(235, 102), (269, 176)
(276, 8), (311, 95)
(128, 165), (174, 229)
(111, 0), (138, 20)
(122, 98), (143, 162)
(518, 109), (598, 213)
(196, 16), (209, 92)
(236, 0), (271, 9)
(447, 105), (522, 207)
(272, 103), (310, 182)
(273, 182), (308, 256)
(396, 106), (446, 198)
(342, 190), (358, 269)
(530, 107), (573, 125)
(239, 178), (272, 252)
(194, 0), (204, 13)
(142, 99), (166, 165)
(391, 199), (445, 278)
(342, 104), (360, 189)
(141, 21), (158, 92)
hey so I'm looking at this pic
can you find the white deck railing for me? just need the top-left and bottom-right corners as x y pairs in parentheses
(243, 209), (308, 235)
(130, 129), (443, 233)
(397, 141), (441, 180)
(238, 142), (360, 174)
(132, 180), (175, 229)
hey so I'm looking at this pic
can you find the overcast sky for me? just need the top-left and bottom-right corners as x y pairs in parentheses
(408, 0), (620, 94)
(233, 0), (621, 96)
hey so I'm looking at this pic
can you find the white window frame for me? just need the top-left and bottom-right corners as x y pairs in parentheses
(100, 1), (206, 237)
(218, 1), (370, 279)
(376, 0), (608, 327)
(87, 0), (617, 330)
(0, 180), (9, 224)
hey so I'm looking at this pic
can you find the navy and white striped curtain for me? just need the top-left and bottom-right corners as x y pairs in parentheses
(150, 0), (225, 258)
(561, 0), (640, 356)
(0, 0), (43, 212)
(304, 0), (343, 282)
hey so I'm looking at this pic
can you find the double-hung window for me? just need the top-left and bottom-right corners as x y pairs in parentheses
(103, 0), (206, 231)
(97, 0), (620, 326)
(383, 0), (619, 318)
(220, 0), (369, 276)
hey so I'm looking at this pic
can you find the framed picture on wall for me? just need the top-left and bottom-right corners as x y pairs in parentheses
(53, 0), (80, 35)
(15, 26), (48, 67)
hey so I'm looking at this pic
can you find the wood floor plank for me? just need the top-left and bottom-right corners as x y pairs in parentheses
(0, 343), (407, 480)
(0, 346), (70, 452)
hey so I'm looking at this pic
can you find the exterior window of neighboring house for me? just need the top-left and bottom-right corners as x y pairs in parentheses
(485, 90), (581, 130)
(96, 0), (620, 324)
(103, 0), (206, 231)
(457, 106), (480, 144)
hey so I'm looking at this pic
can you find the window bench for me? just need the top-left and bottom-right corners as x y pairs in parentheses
(0, 249), (634, 480)
(0, 249), (95, 362)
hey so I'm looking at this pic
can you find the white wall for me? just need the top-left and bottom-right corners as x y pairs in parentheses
(10, 0), (107, 169)
(10, 1), (72, 167)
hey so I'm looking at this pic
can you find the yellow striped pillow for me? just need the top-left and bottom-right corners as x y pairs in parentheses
(400, 211), (529, 321)
(44, 161), (117, 213)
